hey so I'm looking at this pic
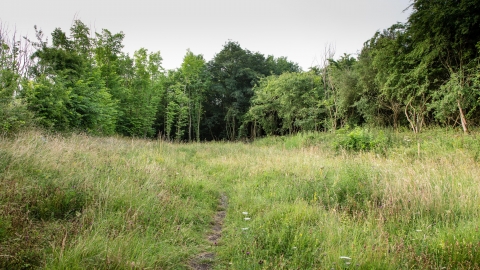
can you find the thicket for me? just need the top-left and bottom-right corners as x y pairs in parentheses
(1, 0), (480, 140)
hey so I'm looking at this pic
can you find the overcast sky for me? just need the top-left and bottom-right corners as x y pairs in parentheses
(1, 0), (412, 71)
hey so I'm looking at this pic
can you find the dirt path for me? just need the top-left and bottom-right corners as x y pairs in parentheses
(189, 193), (228, 270)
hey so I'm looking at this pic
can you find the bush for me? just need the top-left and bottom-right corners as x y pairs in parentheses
(334, 126), (392, 153)
(0, 99), (34, 136)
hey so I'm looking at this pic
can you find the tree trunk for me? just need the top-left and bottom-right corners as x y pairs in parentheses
(457, 99), (469, 133)
(196, 102), (201, 142)
(405, 100), (419, 133)
(188, 112), (192, 142)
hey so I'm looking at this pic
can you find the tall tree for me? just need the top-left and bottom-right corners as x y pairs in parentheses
(266, 55), (302, 75)
(118, 48), (163, 137)
(408, 0), (480, 132)
(247, 71), (324, 137)
(25, 21), (117, 134)
(206, 41), (269, 140)
(328, 54), (361, 127)
(94, 29), (125, 97)
(180, 49), (209, 141)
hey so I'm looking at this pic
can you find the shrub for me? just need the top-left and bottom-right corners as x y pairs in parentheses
(334, 126), (393, 153)
(0, 99), (34, 136)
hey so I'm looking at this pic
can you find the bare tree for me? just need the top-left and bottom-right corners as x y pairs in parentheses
(0, 21), (32, 97)
(318, 43), (337, 131)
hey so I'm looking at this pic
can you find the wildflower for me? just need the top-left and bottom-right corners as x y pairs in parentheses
(242, 227), (249, 231)
(340, 256), (352, 260)
(244, 217), (251, 221)
(242, 212), (248, 215)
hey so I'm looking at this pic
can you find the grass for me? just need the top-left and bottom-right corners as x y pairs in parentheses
(1, 128), (480, 269)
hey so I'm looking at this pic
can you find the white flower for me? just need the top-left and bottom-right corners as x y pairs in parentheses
(340, 256), (352, 260)
(292, 247), (297, 249)
(242, 227), (249, 231)
(242, 212), (248, 215)
(244, 217), (251, 221)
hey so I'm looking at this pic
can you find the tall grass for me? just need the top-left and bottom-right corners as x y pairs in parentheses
(1, 128), (480, 269)
(0, 131), (219, 269)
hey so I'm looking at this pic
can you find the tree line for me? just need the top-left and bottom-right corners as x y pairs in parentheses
(1, 0), (479, 140)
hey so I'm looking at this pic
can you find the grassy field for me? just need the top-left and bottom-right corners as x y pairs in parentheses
(1, 128), (480, 269)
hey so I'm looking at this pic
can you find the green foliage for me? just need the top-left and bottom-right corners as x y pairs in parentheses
(0, 23), (34, 135)
(22, 76), (71, 130)
(180, 50), (209, 142)
(3, 6), (480, 138)
(0, 98), (34, 135)
(164, 80), (189, 141)
(68, 70), (118, 135)
(333, 126), (393, 153)
(94, 29), (127, 128)
(265, 55), (302, 75)
(205, 41), (300, 140)
(247, 71), (324, 136)
(24, 21), (119, 135)
(327, 54), (362, 127)
(430, 67), (480, 126)
(156, 50), (210, 141)
(356, 23), (415, 129)
(111, 48), (163, 137)
(407, 0), (480, 131)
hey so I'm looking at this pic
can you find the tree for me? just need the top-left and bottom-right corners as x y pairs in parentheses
(22, 75), (70, 130)
(206, 41), (271, 140)
(118, 48), (163, 137)
(356, 23), (429, 132)
(157, 69), (188, 141)
(180, 50), (209, 141)
(361, 24), (414, 130)
(247, 71), (324, 137)
(408, 0), (480, 132)
(327, 54), (361, 127)
(94, 29), (125, 97)
(0, 22), (34, 134)
(318, 44), (339, 131)
(266, 55), (302, 75)
(25, 21), (117, 134)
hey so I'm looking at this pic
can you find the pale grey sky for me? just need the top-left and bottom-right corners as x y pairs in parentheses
(1, 0), (412, 70)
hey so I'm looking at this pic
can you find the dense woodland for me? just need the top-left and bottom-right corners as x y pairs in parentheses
(1, 0), (480, 140)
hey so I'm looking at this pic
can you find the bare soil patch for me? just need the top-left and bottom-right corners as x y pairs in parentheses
(189, 193), (227, 270)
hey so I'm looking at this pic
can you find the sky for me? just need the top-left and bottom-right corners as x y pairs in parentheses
(1, 0), (413, 71)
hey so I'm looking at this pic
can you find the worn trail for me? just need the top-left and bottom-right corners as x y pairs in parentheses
(190, 193), (228, 270)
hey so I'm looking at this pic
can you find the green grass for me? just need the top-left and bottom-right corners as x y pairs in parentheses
(1, 128), (480, 269)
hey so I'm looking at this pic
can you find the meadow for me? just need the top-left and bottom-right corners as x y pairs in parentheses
(1, 128), (480, 269)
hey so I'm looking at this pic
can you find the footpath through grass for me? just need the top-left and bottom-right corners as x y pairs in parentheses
(1, 128), (480, 269)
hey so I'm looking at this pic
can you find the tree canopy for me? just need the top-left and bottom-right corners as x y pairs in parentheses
(2, 0), (480, 138)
